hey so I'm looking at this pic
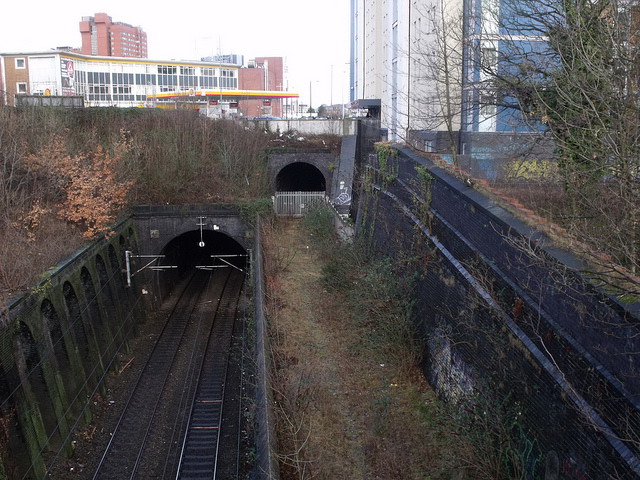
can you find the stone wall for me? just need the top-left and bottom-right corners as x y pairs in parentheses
(357, 145), (640, 478)
(130, 204), (253, 305)
(0, 206), (255, 478)
(2, 219), (142, 478)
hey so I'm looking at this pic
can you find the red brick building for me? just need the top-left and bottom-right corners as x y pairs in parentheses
(238, 57), (285, 117)
(0, 55), (30, 103)
(79, 13), (147, 58)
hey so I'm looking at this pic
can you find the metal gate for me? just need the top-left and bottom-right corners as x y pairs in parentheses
(274, 191), (327, 217)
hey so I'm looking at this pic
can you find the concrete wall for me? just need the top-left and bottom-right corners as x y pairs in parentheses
(357, 145), (640, 478)
(251, 118), (357, 136)
(2, 219), (142, 478)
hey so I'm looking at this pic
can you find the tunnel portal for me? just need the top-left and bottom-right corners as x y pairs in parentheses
(276, 162), (326, 192)
(156, 229), (247, 299)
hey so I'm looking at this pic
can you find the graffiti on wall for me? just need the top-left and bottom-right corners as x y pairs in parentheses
(335, 184), (351, 206)
(426, 325), (476, 404)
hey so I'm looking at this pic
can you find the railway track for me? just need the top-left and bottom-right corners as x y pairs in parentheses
(91, 267), (245, 480)
(176, 270), (244, 479)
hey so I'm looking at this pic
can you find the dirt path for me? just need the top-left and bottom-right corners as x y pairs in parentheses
(263, 218), (472, 480)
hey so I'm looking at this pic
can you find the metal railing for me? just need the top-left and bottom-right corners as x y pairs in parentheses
(273, 191), (327, 217)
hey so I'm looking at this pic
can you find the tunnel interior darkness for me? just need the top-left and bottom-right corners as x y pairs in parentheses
(155, 230), (247, 299)
(276, 162), (326, 192)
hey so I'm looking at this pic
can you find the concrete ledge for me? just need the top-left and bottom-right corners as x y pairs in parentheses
(252, 218), (280, 480)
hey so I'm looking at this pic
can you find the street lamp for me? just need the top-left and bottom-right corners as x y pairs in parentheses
(330, 64), (333, 107)
(331, 63), (349, 118)
(309, 80), (319, 117)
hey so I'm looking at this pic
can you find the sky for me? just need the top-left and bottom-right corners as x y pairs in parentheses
(0, 1), (351, 108)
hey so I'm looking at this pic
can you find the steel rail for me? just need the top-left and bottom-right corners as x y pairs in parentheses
(92, 271), (214, 480)
(175, 269), (245, 479)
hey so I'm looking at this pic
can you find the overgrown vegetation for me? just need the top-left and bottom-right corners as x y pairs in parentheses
(305, 204), (553, 479)
(305, 206), (421, 373)
(263, 205), (537, 478)
(482, 0), (640, 300)
(0, 106), (338, 303)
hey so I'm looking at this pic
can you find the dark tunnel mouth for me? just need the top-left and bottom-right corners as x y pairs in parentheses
(159, 229), (247, 275)
(276, 162), (326, 192)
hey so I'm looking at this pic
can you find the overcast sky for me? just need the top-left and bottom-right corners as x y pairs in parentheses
(0, 1), (351, 107)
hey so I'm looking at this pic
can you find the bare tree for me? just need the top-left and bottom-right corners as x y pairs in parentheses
(480, 0), (640, 286)
(409, 0), (467, 165)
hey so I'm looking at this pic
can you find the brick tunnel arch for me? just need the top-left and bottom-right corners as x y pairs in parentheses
(276, 162), (326, 192)
(155, 229), (248, 301)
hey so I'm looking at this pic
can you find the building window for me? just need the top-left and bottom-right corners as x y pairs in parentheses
(158, 65), (177, 88)
(16, 82), (28, 94)
(220, 69), (237, 89)
(158, 65), (177, 75)
(88, 71), (111, 84)
(135, 73), (156, 85)
(179, 66), (196, 88)
(15, 58), (26, 69)
(481, 47), (497, 71)
(112, 73), (134, 101)
(200, 67), (217, 88)
(480, 94), (496, 118)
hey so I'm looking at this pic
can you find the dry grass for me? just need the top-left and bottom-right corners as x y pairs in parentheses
(0, 108), (344, 305)
(262, 217), (474, 480)
(0, 216), (85, 306)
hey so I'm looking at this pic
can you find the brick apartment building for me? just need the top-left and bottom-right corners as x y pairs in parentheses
(80, 13), (147, 58)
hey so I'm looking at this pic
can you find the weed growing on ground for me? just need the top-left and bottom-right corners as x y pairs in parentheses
(304, 204), (420, 373)
(264, 216), (479, 479)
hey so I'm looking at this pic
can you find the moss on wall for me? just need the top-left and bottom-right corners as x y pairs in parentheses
(2, 218), (141, 478)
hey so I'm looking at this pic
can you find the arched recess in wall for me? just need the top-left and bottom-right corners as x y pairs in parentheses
(0, 359), (24, 475)
(13, 321), (59, 446)
(276, 162), (327, 192)
(95, 255), (114, 319)
(108, 245), (129, 331)
(62, 282), (92, 387)
(0, 362), (15, 412)
(128, 226), (137, 244)
(80, 267), (108, 368)
(108, 244), (124, 289)
(42, 300), (72, 378)
(95, 253), (123, 351)
(42, 299), (77, 425)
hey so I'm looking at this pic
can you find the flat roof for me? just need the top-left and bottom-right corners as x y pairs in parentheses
(1, 50), (240, 68)
(150, 90), (299, 100)
(351, 98), (381, 109)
